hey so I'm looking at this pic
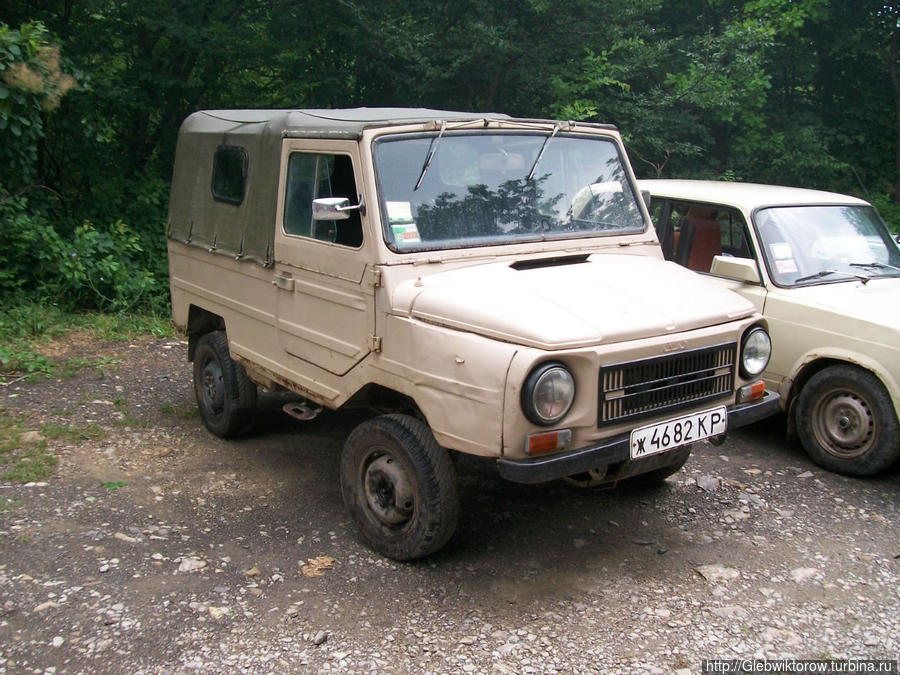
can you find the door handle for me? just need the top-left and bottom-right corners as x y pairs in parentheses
(273, 273), (294, 291)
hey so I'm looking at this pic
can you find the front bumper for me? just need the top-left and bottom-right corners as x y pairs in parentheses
(496, 391), (780, 484)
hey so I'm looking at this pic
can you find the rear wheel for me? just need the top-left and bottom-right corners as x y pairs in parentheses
(193, 331), (257, 438)
(795, 365), (900, 476)
(341, 414), (458, 560)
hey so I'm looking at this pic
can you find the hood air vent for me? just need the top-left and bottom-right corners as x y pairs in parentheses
(510, 254), (590, 271)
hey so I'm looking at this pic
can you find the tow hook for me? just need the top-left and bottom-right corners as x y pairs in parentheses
(283, 399), (323, 421)
(709, 433), (727, 446)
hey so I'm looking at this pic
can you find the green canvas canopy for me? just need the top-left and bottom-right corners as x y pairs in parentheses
(166, 108), (507, 267)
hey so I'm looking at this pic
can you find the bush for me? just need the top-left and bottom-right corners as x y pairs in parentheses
(0, 190), (166, 313)
(46, 219), (161, 313)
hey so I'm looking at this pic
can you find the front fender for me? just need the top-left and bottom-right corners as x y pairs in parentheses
(783, 347), (900, 420)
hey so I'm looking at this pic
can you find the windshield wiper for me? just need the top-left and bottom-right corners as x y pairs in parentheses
(526, 123), (560, 181)
(850, 261), (900, 274)
(413, 121), (447, 191)
(794, 269), (870, 285)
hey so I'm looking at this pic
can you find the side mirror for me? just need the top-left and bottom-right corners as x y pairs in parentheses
(312, 197), (360, 221)
(710, 255), (761, 283)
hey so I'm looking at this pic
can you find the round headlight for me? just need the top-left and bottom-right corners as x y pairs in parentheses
(740, 326), (771, 378)
(521, 362), (575, 426)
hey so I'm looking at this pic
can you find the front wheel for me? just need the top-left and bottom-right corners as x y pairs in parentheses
(795, 365), (900, 477)
(340, 414), (458, 560)
(192, 331), (257, 438)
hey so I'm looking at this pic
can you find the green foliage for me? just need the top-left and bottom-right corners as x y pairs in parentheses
(0, 303), (64, 380)
(1, 20), (165, 314)
(0, 302), (172, 382)
(0, 0), (898, 325)
(46, 219), (159, 312)
(0, 192), (166, 313)
(0, 22), (72, 187)
(100, 481), (128, 491)
(868, 194), (900, 234)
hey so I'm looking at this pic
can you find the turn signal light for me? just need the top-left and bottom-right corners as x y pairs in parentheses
(525, 429), (572, 455)
(736, 380), (766, 403)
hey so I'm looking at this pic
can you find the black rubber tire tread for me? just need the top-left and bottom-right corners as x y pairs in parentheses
(340, 414), (459, 561)
(795, 364), (900, 477)
(192, 331), (258, 438)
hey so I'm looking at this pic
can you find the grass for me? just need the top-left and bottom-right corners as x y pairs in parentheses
(100, 481), (128, 491)
(0, 305), (169, 482)
(160, 403), (198, 419)
(41, 422), (106, 444)
(0, 411), (110, 483)
(0, 410), (58, 483)
(111, 396), (152, 429)
(1, 497), (22, 513)
(0, 302), (175, 384)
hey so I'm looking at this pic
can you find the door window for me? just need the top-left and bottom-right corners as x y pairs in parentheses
(652, 200), (752, 273)
(283, 153), (363, 247)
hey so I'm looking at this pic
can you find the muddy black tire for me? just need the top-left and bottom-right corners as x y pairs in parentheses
(795, 365), (900, 477)
(341, 414), (458, 561)
(192, 331), (257, 438)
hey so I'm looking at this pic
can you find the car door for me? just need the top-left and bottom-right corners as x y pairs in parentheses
(273, 139), (376, 379)
(650, 197), (768, 314)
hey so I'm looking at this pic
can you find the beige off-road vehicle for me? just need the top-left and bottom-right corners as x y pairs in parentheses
(167, 108), (779, 560)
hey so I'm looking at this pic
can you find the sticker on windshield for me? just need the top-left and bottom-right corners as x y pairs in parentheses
(392, 223), (421, 245)
(775, 259), (798, 274)
(769, 242), (793, 259)
(770, 242), (798, 274)
(386, 201), (414, 224)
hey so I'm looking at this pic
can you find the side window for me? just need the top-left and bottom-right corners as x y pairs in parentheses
(717, 209), (752, 258)
(211, 146), (248, 205)
(662, 202), (751, 273)
(283, 152), (363, 247)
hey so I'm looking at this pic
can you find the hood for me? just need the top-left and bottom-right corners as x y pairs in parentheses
(392, 254), (756, 349)
(773, 277), (900, 333)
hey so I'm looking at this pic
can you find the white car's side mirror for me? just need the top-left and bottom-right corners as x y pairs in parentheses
(710, 255), (761, 283)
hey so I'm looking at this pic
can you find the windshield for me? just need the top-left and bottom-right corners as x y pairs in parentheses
(754, 205), (900, 286)
(373, 131), (646, 252)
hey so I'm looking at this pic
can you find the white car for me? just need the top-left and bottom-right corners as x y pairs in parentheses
(641, 179), (900, 476)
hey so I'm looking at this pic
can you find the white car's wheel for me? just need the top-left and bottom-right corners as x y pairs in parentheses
(795, 365), (900, 476)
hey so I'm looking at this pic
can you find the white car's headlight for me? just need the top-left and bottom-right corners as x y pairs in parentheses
(521, 362), (575, 426)
(740, 326), (772, 378)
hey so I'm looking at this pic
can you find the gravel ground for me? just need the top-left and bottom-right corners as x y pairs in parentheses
(1, 336), (898, 674)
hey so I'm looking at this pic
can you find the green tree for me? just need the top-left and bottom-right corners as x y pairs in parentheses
(0, 21), (75, 191)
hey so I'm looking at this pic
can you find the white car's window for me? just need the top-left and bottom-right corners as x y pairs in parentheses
(754, 205), (900, 286)
(373, 132), (646, 252)
(654, 201), (752, 272)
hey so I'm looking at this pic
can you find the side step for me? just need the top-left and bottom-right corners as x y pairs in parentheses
(282, 399), (323, 421)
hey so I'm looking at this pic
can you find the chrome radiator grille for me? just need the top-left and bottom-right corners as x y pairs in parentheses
(598, 343), (735, 426)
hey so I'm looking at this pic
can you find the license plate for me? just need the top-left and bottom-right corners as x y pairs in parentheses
(630, 406), (727, 460)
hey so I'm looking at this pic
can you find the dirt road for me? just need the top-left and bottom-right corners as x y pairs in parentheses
(1, 336), (898, 673)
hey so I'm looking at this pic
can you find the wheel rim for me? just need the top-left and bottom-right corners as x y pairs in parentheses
(812, 390), (874, 459)
(363, 452), (414, 527)
(199, 356), (225, 416)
